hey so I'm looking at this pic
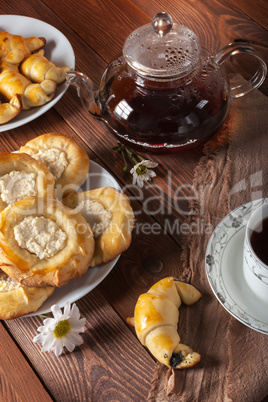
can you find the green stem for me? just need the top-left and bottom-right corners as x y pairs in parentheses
(120, 147), (129, 173)
(39, 314), (50, 319)
(115, 141), (144, 170)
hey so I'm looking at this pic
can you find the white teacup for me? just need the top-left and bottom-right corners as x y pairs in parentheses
(243, 202), (268, 301)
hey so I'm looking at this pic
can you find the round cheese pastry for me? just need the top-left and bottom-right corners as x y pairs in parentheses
(0, 152), (55, 212)
(63, 187), (134, 267)
(0, 269), (54, 320)
(0, 196), (95, 287)
(19, 133), (90, 198)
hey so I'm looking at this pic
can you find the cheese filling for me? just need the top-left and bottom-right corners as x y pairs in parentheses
(77, 199), (112, 238)
(14, 216), (67, 259)
(0, 270), (21, 292)
(0, 170), (36, 204)
(33, 148), (68, 179)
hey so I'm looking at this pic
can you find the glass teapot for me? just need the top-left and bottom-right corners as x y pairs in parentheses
(66, 12), (267, 152)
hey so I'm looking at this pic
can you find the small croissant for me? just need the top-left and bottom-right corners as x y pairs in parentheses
(0, 50), (57, 111)
(0, 31), (45, 60)
(0, 94), (22, 124)
(20, 49), (70, 84)
(127, 277), (202, 369)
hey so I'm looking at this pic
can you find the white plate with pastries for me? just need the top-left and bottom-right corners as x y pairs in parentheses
(0, 15), (75, 132)
(25, 160), (122, 317)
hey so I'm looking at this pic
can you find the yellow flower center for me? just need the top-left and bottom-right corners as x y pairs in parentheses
(136, 165), (147, 175)
(53, 320), (70, 338)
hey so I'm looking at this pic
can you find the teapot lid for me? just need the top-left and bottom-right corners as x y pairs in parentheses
(123, 12), (201, 78)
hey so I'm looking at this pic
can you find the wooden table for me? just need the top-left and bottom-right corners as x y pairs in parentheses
(0, 0), (267, 401)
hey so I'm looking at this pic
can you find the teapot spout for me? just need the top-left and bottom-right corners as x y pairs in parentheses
(66, 71), (101, 116)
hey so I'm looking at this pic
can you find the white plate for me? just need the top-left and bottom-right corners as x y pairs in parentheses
(26, 160), (121, 317)
(0, 15), (75, 132)
(205, 198), (268, 334)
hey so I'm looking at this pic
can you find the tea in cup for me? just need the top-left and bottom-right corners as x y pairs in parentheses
(243, 201), (268, 301)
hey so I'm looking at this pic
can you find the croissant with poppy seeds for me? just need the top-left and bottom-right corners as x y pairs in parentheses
(127, 277), (202, 369)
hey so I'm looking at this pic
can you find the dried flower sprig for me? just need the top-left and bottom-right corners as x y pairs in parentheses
(113, 141), (158, 188)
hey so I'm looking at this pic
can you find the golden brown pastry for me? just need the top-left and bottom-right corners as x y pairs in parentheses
(0, 31), (45, 60)
(127, 277), (202, 369)
(0, 94), (22, 124)
(0, 269), (54, 320)
(0, 196), (95, 287)
(0, 152), (55, 212)
(0, 54), (57, 110)
(20, 50), (71, 84)
(19, 133), (90, 198)
(63, 186), (134, 267)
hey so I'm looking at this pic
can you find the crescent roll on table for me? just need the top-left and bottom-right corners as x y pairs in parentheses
(0, 31), (45, 60)
(63, 187), (135, 267)
(0, 269), (54, 320)
(127, 277), (202, 369)
(0, 196), (95, 287)
(20, 50), (71, 84)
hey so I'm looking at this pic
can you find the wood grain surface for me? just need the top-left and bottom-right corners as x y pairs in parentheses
(0, 0), (267, 400)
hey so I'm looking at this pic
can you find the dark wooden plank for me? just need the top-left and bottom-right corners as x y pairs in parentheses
(0, 323), (53, 402)
(41, 0), (150, 63)
(5, 288), (156, 402)
(227, 0), (268, 30)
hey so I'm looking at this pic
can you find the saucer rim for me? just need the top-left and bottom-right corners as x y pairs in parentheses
(205, 198), (268, 334)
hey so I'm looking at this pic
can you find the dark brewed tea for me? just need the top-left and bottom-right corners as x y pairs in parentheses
(250, 217), (268, 265)
(100, 59), (229, 151)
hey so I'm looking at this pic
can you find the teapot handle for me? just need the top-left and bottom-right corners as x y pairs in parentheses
(214, 41), (267, 99)
(66, 71), (101, 116)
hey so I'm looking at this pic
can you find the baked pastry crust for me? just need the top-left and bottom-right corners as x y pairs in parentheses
(20, 50), (70, 84)
(0, 196), (95, 287)
(0, 152), (55, 212)
(0, 269), (54, 320)
(0, 31), (46, 60)
(0, 94), (22, 124)
(63, 187), (134, 267)
(19, 133), (90, 198)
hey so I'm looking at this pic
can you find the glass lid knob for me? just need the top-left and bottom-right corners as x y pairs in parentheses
(152, 12), (173, 36)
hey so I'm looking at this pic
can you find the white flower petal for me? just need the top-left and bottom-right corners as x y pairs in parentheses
(51, 305), (63, 321)
(142, 160), (158, 168)
(53, 338), (64, 356)
(33, 333), (45, 344)
(147, 170), (156, 178)
(61, 301), (71, 320)
(131, 171), (138, 185)
(66, 332), (84, 346)
(41, 334), (55, 353)
(70, 303), (81, 320)
(70, 318), (86, 331)
(137, 175), (144, 188)
(42, 318), (56, 328)
(63, 337), (76, 353)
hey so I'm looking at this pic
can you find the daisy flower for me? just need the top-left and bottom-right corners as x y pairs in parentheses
(33, 301), (86, 356)
(130, 160), (158, 188)
(113, 141), (159, 187)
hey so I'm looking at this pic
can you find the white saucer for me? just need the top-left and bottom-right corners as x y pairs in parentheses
(205, 198), (268, 334)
